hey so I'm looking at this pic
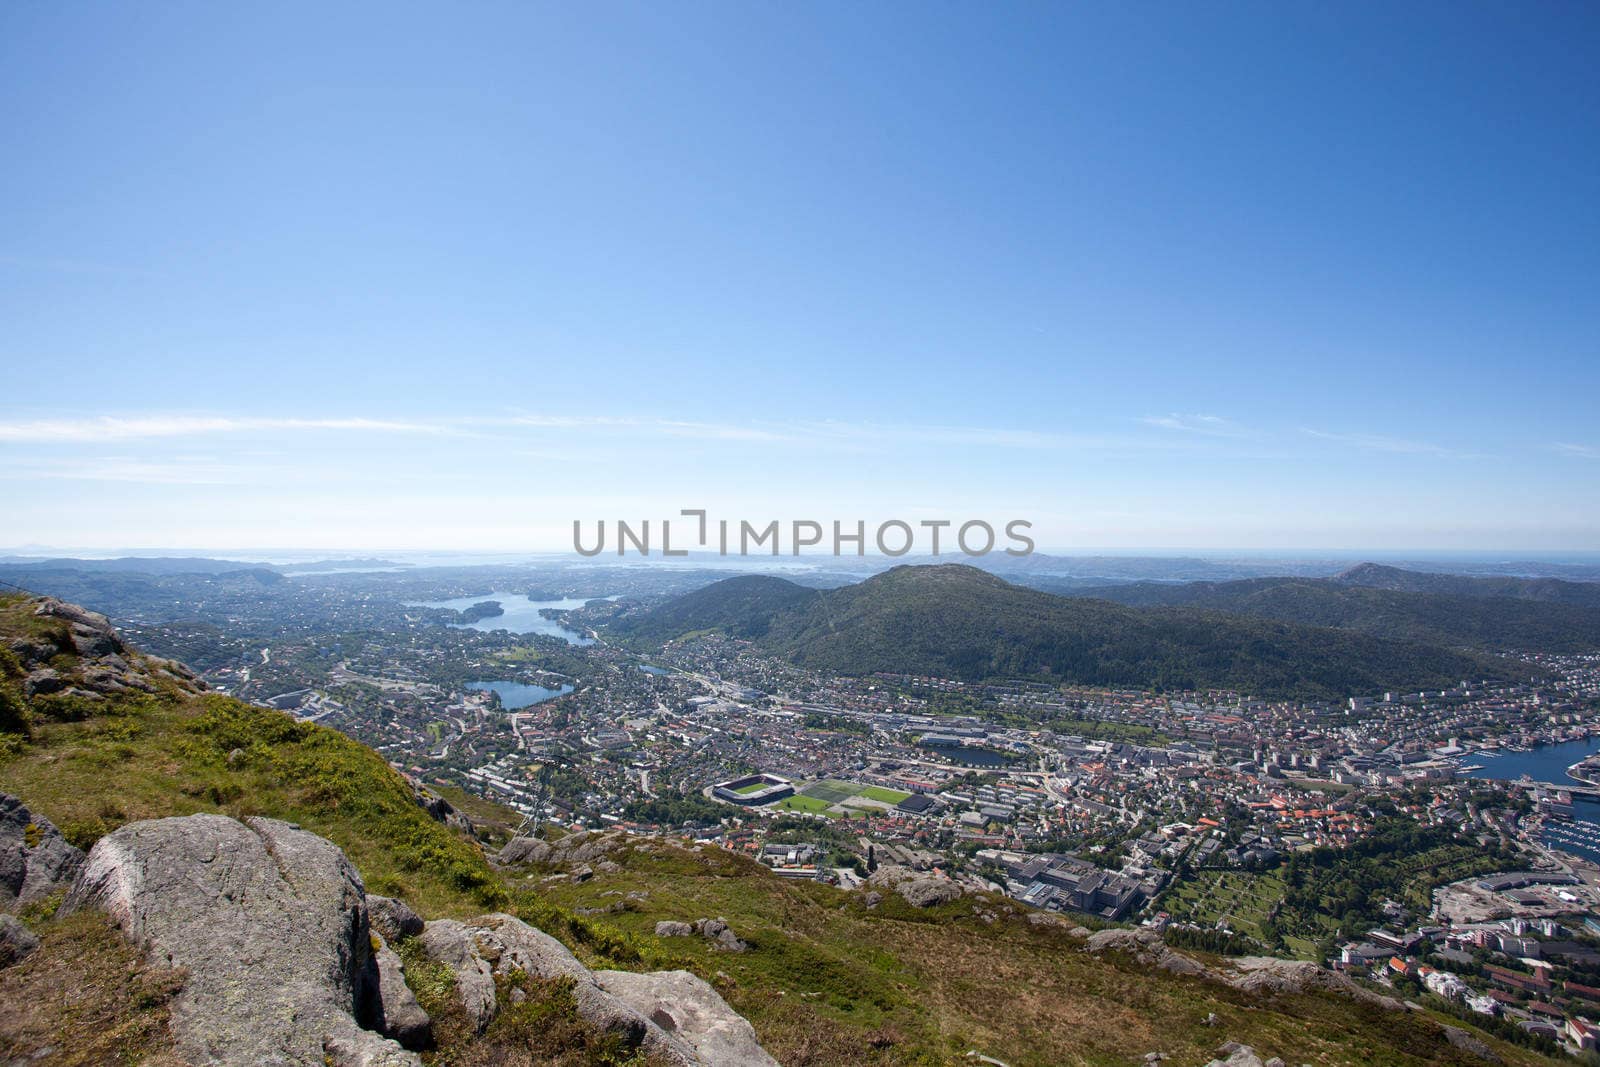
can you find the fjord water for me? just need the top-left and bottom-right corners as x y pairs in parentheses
(1464, 736), (1600, 862)
(406, 591), (598, 644)
(1461, 736), (1600, 785)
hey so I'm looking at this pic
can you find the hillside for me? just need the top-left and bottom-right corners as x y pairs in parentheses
(1332, 563), (1600, 607)
(1074, 569), (1600, 653)
(0, 593), (1560, 1066)
(611, 565), (1515, 699)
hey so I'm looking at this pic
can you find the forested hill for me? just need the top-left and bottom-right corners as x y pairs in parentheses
(1073, 568), (1600, 653)
(1332, 562), (1600, 606)
(608, 564), (1520, 699)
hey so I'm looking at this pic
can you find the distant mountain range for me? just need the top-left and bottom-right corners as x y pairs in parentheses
(1070, 563), (1600, 652)
(608, 564), (1523, 699)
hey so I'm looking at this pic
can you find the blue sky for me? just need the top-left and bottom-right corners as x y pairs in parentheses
(2, 3), (1597, 552)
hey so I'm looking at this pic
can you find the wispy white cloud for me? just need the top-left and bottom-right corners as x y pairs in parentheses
(1554, 442), (1600, 459)
(1140, 413), (1251, 438)
(1301, 428), (1471, 458)
(0, 415), (450, 443)
(0, 411), (1148, 450)
(0, 456), (263, 485)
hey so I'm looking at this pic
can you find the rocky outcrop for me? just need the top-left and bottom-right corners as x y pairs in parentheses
(496, 827), (629, 870)
(1442, 1024), (1499, 1062)
(1223, 957), (1404, 1011)
(418, 913), (709, 1064)
(867, 864), (962, 907)
(367, 894), (424, 943)
(693, 917), (748, 953)
(0, 914), (39, 966)
(0, 793), (83, 909)
(1204, 1043), (1267, 1067)
(594, 969), (779, 1067)
(404, 776), (474, 837)
(62, 813), (421, 1066)
(651, 917), (747, 952)
(7, 598), (204, 700)
(369, 935), (432, 1050)
(1083, 928), (1206, 976)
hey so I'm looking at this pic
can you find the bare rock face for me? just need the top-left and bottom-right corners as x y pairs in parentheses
(404, 777), (474, 837)
(1224, 957), (1404, 1011)
(693, 917), (748, 953)
(496, 828), (630, 871)
(655, 920), (694, 938)
(7, 598), (204, 699)
(1442, 1024), (1499, 1062)
(1083, 928), (1206, 976)
(594, 969), (779, 1067)
(419, 913), (725, 1065)
(0, 793), (84, 910)
(367, 894), (425, 943)
(0, 914), (39, 966)
(368, 934), (432, 1050)
(62, 813), (421, 1066)
(32, 598), (127, 660)
(1204, 1044), (1267, 1067)
(867, 864), (962, 907)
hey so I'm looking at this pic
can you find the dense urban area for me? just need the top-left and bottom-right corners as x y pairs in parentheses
(10, 553), (1600, 1060)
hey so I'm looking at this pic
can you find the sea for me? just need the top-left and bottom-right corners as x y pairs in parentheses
(1463, 736), (1600, 862)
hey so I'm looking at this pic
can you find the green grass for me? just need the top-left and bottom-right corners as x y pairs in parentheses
(523, 835), (1563, 1067)
(775, 794), (835, 815)
(859, 785), (912, 804)
(733, 781), (770, 795)
(800, 780), (865, 804)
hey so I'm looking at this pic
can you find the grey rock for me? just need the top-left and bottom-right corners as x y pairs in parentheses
(1441, 1025), (1499, 1062)
(1083, 927), (1204, 976)
(367, 895), (424, 942)
(655, 920), (694, 938)
(497, 836), (552, 866)
(416, 920), (498, 1032)
(62, 812), (419, 1066)
(32, 599), (126, 660)
(867, 864), (962, 907)
(369, 935), (431, 1050)
(0, 914), (39, 966)
(1225, 957), (1404, 1011)
(405, 777), (474, 837)
(418, 914), (700, 1064)
(0, 793), (84, 910)
(595, 969), (780, 1067)
(691, 917), (748, 952)
(22, 668), (64, 697)
(1204, 1046), (1265, 1067)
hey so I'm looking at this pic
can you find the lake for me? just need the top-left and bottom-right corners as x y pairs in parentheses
(467, 680), (575, 709)
(920, 743), (1017, 768)
(1463, 736), (1600, 862)
(405, 591), (601, 644)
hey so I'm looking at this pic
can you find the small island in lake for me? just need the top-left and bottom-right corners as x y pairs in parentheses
(457, 600), (505, 623)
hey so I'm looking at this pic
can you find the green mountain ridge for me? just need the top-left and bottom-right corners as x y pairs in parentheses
(1071, 566), (1600, 653)
(610, 565), (1520, 699)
